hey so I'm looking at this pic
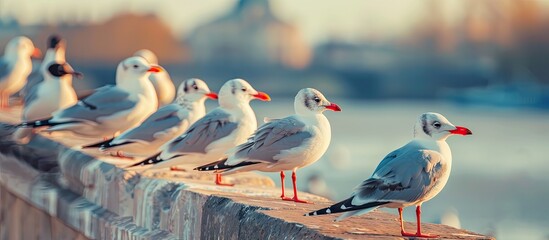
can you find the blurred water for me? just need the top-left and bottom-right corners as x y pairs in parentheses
(234, 99), (549, 240)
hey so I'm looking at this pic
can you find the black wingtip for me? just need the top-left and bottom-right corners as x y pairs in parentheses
(195, 159), (227, 172)
(125, 153), (165, 168)
(81, 138), (113, 149)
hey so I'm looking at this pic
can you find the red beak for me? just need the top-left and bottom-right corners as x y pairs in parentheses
(147, 65), (163, 73)
(449, 126), (472, 135)
(324, 103), (342, 112)
(205, 92), (218, 100)
(252, 92), (271, 101)
(32, 48), (42, 58)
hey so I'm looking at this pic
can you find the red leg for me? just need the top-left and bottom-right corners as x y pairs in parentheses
(415, 205), (438, 238)
(281, 169), (312, 203)
(399, 208), (416, 236)
(215, 173), (234, 187)
(400, 206), (439, 238)
(279, 171), (286, 199)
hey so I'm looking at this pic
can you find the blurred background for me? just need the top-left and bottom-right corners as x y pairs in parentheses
(1, 0), (549, 239)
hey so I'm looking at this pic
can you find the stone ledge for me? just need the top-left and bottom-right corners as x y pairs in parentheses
(0, 109), (493, 240)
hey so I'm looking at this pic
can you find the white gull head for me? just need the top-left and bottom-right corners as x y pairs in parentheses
(218, 78), (271, 109)
(294, 88), (342, 116)
(4, 36), (40, 59)
(413, 112), (472, 141)
(175, 78), (217, 106)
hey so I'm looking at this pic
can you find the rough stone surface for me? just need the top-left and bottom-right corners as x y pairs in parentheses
(0, 109), (494, 239)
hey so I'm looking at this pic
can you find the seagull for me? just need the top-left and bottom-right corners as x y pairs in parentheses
(195, 88), (342, 202)
(128, 79), (271, 186)
(17, 56), (160, 141)
(13, 62), (83, 144)
(21, 35), (67, 99)
(133, 49), (175, 107)
(304, 112), (472, 238)
(82, 78), (218, 157)
(0, 36), (42, 109)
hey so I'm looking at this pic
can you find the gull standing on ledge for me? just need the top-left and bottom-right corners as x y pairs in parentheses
(128, 79), (270, 186)
(13, 62), (83, 144)
(18, 57), (160, 141)
(305, 112), (472, 238)
(133, 49), (175, 107)
(0, 36), (42, 109)
(82, 78), (218, 157)
(196, 88), (342, 203)
(21, 35), (67, 99)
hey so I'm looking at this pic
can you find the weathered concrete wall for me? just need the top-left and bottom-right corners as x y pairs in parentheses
(0, 110), (494, 240)
(0, 185), (88, 240)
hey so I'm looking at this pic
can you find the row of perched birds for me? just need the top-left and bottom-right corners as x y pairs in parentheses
(1, 35), (473, 238)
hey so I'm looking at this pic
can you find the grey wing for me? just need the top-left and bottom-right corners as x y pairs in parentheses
(166, 108), (237, 154)
(351, 148), (447, 206)
(231, 116), (312, 163)
(0, 59), (12, 81)
(113, 104), (186, 144)
(21, 66), (44, 97)
(22, 81), (40, 110)
(52, 85), (136, 124)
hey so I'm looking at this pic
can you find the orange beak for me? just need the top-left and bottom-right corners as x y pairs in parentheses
(252, 92), (271, 101)
(31, 48), (42, 58)
(147, 65), (163, 73)
(205, 92), (218, 100)
(324, 103), (342, 112)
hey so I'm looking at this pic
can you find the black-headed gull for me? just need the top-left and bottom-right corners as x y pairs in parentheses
(196, 88), (341, 202)
(82, 78), (218, 157)
(13, 62), (83, 144)
(305, 112), (472, 238)
(0, 36), (41, 108)
(21, 35), (67, 99)
(128, 78), (271, 186)
(133, 49), (175, 107)
(18, 56), (160, 141)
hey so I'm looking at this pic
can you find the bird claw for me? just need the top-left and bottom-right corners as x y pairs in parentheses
(215, 178), (234, 186)
(401, 231), (439, 238)
(281, 196), (313, 204)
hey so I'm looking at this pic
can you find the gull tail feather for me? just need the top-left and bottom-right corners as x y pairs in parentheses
(304, 197), (388, 221)
(17, 118), (54, 128)
(81, 138), (113, 149)
(125, 153), (163, 168)
(194, 159), (259, 172)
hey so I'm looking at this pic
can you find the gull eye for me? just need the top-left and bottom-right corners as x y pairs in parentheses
(432, 121), (441, 129)
(193, 84), (198, 90)
(313, 97), (321, 103)
(241, 88), (247, 92)
(133, 65), (139, 69)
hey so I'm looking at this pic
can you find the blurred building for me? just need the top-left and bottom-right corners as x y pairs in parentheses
(34, 13), (188, 65)
(187, 0), (311, 69)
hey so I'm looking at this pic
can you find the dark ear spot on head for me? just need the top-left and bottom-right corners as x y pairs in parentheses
(421, 114), (431, 136)
(303, 93), (312, 110)
(48, 35), (62, 49)
(231, 81), (236, 94)
(183, 80), (189, 93)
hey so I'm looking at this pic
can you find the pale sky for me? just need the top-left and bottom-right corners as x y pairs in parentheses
(1, 0), (548, 44)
